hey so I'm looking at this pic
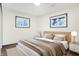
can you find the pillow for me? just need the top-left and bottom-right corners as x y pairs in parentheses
(53, 34), (65, 41)
(35, 37), (55, 42)
(44, 33), (55, 39)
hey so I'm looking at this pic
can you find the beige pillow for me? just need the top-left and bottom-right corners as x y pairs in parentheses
(44, 33), (55, 39)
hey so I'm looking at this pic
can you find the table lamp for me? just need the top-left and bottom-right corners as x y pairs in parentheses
(71, 31), (77, 42)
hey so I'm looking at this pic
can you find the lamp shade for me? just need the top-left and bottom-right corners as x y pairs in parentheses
(71, 31), (77, 36)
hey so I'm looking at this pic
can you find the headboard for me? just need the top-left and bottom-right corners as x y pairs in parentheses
(42, 31), (71, 43)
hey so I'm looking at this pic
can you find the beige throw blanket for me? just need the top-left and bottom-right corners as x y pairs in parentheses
(19, 39), (66, 56)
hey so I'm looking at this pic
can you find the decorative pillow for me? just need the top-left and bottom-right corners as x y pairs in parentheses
(44, 33), (55, 39)
(53, 34), (65, 41)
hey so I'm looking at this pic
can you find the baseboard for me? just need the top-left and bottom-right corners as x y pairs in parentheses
(2, 43), (17, 47)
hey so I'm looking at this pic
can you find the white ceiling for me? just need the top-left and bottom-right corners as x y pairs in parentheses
(2, 3), (79, 16)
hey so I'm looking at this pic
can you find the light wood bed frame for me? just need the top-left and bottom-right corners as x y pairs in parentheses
(42, 31), (71, 43)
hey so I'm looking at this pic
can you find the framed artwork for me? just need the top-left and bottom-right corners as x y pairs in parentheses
(15, 16), (30, 28)
(50, 13), (68, 28)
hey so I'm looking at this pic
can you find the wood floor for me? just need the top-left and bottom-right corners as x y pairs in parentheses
(1, 43), (79, 56)
(1, 43), (17, 56)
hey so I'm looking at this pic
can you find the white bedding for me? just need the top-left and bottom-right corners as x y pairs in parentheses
(17, 38), (68, 56)
(16, 42), (40, 56)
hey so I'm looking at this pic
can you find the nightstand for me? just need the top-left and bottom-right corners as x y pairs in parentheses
(69, 42), (79, 54)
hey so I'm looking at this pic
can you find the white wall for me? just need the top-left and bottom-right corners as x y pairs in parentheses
(0, 5), (2, 48)
(0, 4), (2, 55)
(2, 5), (79, 45)
(37, 6), (79, 42)
(2, 7), (37, 45)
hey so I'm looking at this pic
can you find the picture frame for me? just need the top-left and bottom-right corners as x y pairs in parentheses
(15, 16), (30, 28)
(50, 13), (68, 28)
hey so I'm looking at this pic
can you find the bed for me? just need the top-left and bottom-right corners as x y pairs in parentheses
(16, 31), (71, 56)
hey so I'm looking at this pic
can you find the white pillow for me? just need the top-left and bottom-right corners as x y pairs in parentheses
(35, 37), (47, 40)
(35, 37), (53, 42)
(53, 34), (65, 41)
